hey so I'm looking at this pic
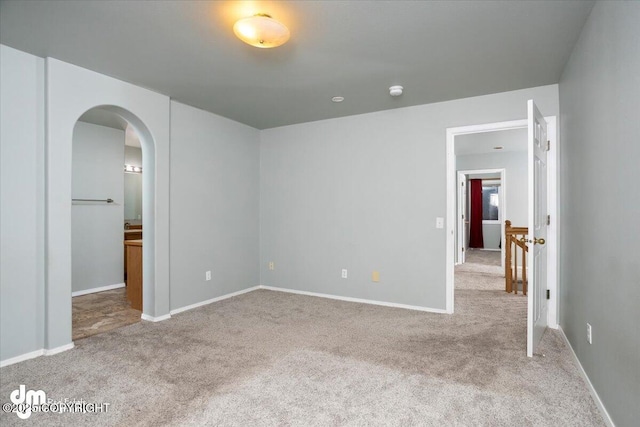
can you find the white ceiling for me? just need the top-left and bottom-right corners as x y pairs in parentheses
(455, 128), (527, 156)
(0, 1), (595, 129)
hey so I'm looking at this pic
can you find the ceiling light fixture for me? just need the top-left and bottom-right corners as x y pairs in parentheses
(493, 146), (504, 150)
(331, 96), (344, 103)
(233, 14), (290, 48)
(389, 85), (403, 97)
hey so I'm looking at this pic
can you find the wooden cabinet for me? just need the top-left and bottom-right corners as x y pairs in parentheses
(124, 230), (142, 240)
(124, 230), (142, 280)
(124, 239), (142, 311)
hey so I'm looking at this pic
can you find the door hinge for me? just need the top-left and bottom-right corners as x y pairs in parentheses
(547, 215), (551, 225)
(461, 214), (465, 220)
(546, 289), (550, 300)
(546, 140), (551, 151)
(462, 247), (465, 252)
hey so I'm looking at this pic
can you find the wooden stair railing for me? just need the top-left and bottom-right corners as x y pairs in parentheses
(505, 220), (529, 295)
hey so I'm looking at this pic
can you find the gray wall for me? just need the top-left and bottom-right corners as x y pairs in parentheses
(558, 2), (640, 426)
(260, 85), (558, 309)
(0, 46), (261, 362)
(125, 145), (142, 166)
(169, 101), (260, 311)
(71, 122), (125, 293)
(457, 152), (528, 226)
(0, 45), (45, 362)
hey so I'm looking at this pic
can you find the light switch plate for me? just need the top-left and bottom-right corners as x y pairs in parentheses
(436, 217), (444, 229)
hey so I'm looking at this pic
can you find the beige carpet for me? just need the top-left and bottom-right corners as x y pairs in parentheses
(464, 248), (502, 267)
(457, 248), (528, 294)
(0, 271), (603, 425)
(456, 249), (506, 293)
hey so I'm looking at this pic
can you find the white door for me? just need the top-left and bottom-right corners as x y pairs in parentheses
(527, 100), (549, 357)
(457, 173), (467, 264)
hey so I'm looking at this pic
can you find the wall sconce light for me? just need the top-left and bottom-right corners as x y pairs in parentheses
(124, 165), (142, 174)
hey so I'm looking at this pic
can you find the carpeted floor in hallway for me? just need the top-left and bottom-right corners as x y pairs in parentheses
(0, 260), (603, 426)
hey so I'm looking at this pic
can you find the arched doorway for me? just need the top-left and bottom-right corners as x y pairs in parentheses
(45, 60), (171, 354)
(70, 107), (150, 339)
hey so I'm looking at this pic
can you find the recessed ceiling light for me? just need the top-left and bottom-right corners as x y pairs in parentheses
(331, 96), (345, 103)
(233, 14), (290, 48)
(493, 146), (504, 150)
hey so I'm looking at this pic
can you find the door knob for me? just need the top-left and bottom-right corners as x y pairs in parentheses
(520, 237), (528, 243)
(534, 237), (545, 245)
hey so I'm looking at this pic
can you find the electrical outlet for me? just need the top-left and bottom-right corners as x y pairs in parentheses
(587, 323), (592, 344)
(341, 269), (348, 279)
(205, 270), (212, 281)
(268, 262), (275, 271)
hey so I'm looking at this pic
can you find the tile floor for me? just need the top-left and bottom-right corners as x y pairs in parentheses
(72, 288), (141, 341)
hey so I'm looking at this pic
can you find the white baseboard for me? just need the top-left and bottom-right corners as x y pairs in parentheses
(559, 327), (615, 427)
(1, 343), (74, 368)
(259, 286), (448, 314)
(141, 313), (171, 322)
(170, 285), (446, 316)
(72, 282), (125, 297)
(170, 286), (261, 315)
(0, 349), (44, 368)
(44, 342), (74, 356)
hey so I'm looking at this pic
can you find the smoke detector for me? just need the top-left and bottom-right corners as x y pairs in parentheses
(389, 85), (403, 97)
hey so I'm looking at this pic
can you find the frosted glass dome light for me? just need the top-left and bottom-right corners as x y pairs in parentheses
(233, 14), (290, 48)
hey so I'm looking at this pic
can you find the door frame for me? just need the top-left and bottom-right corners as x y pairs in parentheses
(445, 117), (558, 330)
(457, 168), (506, 268)
(457, 173), (468, 265)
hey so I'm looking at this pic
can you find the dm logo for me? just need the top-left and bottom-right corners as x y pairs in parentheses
(10, 385), (46, 419)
